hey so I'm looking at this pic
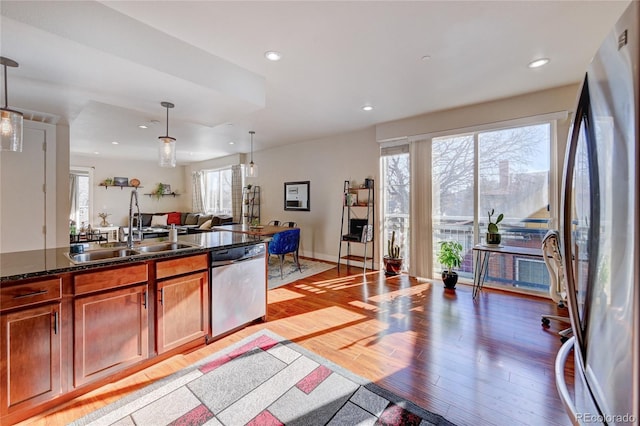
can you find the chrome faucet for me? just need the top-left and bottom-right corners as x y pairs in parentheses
(127, 188), (141, 249)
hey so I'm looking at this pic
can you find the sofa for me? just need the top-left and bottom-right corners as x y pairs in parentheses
(132, 212), (234, 233)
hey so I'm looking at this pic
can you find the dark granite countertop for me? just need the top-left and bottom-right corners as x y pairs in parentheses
(0, 232), (264, 283)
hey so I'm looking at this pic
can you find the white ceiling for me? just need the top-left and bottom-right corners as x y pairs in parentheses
(0, 0), (631, 165)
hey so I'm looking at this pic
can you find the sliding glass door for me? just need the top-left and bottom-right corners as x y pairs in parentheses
(431, 123), (552, 293)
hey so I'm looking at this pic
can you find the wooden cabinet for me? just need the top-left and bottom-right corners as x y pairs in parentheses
(156, 254), (209, 354)
(156, 271), (209, 353)
(73, 266), (149, 386)
(0, 278), (62, 416)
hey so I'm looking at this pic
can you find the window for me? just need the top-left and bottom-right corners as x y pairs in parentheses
(431, 122), (553, 293)
(381, 145), (410, 271)
(70, 167), (93, 229)
(202, 168), (234, 214)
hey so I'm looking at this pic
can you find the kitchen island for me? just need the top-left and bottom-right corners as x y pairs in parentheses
(0, 232), (267, 425)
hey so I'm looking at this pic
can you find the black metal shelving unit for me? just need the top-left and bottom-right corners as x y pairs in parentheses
(338, 179), (374, 273)
(243, 185), (260, 225)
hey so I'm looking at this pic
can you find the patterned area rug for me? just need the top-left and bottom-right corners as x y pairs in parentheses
(268, 257), (334, 289)
(71, 330), (455, 426)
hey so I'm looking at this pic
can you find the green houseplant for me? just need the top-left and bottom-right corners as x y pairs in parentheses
(383, 230), (403, 276)
(437, 240), (463, 289)
(153, 183), (166, 200)
(486, 209), (504, 245)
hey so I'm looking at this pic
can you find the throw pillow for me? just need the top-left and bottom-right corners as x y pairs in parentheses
(151, 214), (168, 227)
(184, 213), (200, 225)
(199, 219), (212, 230)
(167, 212), (181, 225)
(197, 214), (213, 226)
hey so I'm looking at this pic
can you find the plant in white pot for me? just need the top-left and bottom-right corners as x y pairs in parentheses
(486, 209), (504, 246)
(383, 231), (403, 276)
(437, 240), (463, 289)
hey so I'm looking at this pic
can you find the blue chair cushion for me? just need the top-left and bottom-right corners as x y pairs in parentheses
(268, 228), (300, 255)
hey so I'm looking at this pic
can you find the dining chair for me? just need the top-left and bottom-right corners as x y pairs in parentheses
(268, 220), (281, 226)
(280, 221), (297, 228)
(268, 228), (301, 279)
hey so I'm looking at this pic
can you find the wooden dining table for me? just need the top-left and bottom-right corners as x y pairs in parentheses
(211, 224), (295, 237)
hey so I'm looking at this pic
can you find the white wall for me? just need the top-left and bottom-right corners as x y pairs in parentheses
(247, 127), (379, 262)
(70, 155), (189, 227)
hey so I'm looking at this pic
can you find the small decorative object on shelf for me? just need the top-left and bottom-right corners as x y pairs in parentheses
(98, 212), (111, 227)
(103, 177), (113, 186)
(113, 177), (129, 186)
(130, 178), (141, 188)
(148, 183), (178, 199)
(154, 183), (166, 199)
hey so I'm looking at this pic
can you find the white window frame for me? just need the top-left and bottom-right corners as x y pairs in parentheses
(395, 111), (565, 292)
(69, 166), (94, 228)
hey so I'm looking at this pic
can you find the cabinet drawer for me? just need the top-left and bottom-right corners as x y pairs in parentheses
(0, 278), (61, 311)
(74, 264), (148, 295)
(156, 254), (208, 279)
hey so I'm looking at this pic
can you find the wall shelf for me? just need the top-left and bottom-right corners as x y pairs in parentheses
(143, 193), (180, 197)
(99, 184), (143, 190)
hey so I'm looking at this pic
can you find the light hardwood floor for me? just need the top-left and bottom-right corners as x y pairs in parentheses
(18, 265), (574, 426)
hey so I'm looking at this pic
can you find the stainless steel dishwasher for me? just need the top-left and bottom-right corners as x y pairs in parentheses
(210, 243), (266, 338)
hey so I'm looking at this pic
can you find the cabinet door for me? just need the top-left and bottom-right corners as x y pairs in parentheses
(74, 284), (148, 386)
(157, 271), (209, 354)
(0, 303), (62, 415)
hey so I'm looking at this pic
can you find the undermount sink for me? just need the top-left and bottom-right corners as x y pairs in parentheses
(66, 241), (200, 264)
(68, 248), (139, 263)
(135, 243), (196, 253)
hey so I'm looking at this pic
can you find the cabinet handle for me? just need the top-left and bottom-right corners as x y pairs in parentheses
(160, 288), (164, 306)
(53, 311), (58, 335)
(143, 291), (147, 309)
(13, 289), (48, 299)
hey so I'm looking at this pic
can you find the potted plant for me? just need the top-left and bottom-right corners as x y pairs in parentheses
(486, 209), (504, 246)
(437, 240), (463, 289)
(383, 230), (403, 276)
(153, 183), (166, 200)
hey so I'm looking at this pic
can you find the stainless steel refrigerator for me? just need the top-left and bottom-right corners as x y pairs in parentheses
(555, 1), (639, 425)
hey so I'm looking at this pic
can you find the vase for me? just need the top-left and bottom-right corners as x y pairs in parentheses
(383, 256), (403, 276)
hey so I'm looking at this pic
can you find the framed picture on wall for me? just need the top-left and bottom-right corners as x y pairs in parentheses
(284, 181), (310, 211)
(113, 177), (129, 186)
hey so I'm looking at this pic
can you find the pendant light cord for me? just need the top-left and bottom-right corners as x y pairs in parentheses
(3, 63), (7, 108)
(165, 104), (169, 137)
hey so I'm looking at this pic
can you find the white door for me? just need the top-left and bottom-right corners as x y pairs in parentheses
(0, 126), (46, 252)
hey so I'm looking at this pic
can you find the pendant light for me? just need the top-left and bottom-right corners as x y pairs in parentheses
(158, 101), (176, 167)
(246, 130), (258, 177)
(0, 57), (23, 152)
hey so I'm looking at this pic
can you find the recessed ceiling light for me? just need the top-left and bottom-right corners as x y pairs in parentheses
(111, 141), (119, 145)
(93, 151), (100, 155)
(421, 55), (431, 61)
(362, 105), (374, 111)
(265, 51), (282, 61)
(138, 124), (148, 129)
(528, 58), (550, 69)
(229, 141), (235, 145)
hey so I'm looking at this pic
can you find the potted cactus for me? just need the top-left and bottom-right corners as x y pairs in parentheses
(383, 230), (403, 276)
(486, 209), (504, 246)
(437, 240), (463, 289)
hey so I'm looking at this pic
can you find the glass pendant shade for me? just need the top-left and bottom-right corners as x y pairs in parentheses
(246, 161), (258, 178)
(158, 101), (176, 167)
(1, 108), (23, 152)
(158, 136), (176, 168)
(0, 57), (23, 152)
